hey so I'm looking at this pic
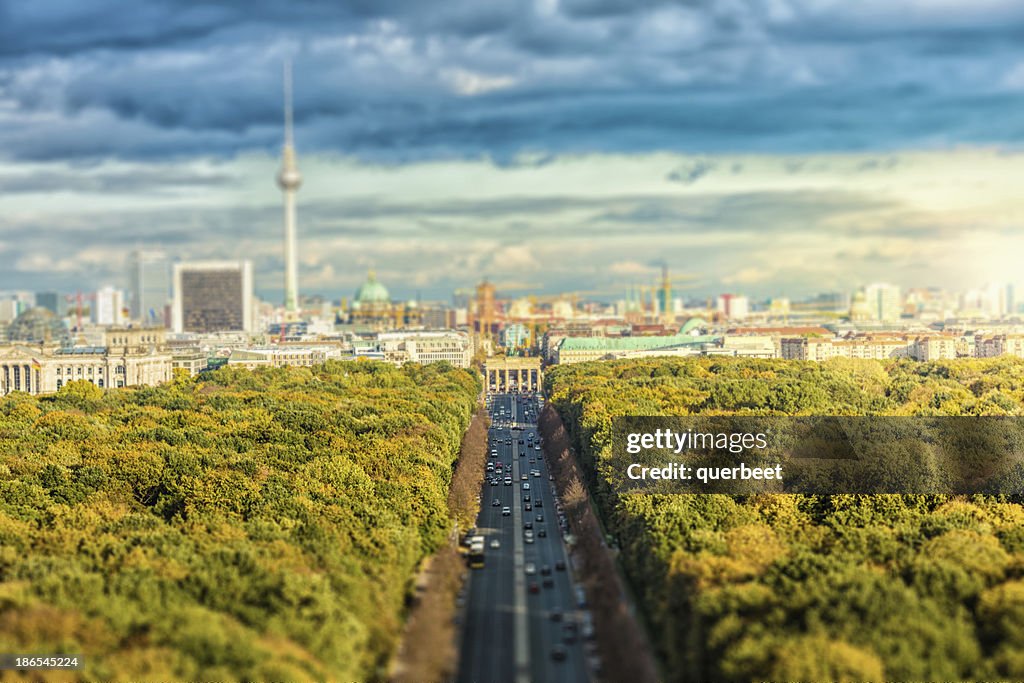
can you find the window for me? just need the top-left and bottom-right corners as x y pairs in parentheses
(56, 380), (62, 390)
(98, 379), (104, 388)
(77, 367), (82, 376)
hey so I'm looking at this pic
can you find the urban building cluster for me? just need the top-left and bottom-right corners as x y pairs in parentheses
(2, 66), (1021, 397)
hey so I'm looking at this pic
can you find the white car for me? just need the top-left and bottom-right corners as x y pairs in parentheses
(523, 483), (531, 491)
(525, 562), (537, 575)
(490, 539), (500, 549)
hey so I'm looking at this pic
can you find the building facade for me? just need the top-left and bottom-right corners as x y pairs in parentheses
(227, 346), (338, 369)
(172, 261), (253, 334)
(0, 343), (172, 395)
(377, 331), (473, 368)
(129, 250), (170, 324)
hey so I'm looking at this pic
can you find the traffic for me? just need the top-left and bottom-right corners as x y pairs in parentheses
(456, 392), (593, 683)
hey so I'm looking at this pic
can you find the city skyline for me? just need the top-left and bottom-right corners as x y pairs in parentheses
(1, 1), (1024, 300)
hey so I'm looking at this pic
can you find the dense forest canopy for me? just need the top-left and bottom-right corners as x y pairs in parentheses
(546, 356), (1024, 681)
(0, 361), (479, 681)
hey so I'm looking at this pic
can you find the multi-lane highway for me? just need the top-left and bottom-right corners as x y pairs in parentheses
(457, 393), (590, 683)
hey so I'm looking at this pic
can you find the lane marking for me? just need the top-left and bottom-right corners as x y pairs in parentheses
(510, 398), (531, 683)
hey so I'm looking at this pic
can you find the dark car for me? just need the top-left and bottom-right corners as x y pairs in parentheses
(537, 528), (547, 538)
(555, 560), (566, 571)
(541, 565), (552, 576)
(535, 499), (543, 508)
(492, 499), (501, 507)
(525, 503), (532, 511)
(524, 521), (533, 530)
(551, 645), (567, 662)
(543, 577), (554, 588)
(529, 582), (540, 594)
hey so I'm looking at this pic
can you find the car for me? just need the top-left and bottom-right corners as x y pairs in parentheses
(535, 499), (543, 508)
(492, 499), (501, 507)
(541, 565), (552, 576)
(521, 474), (528, 481)
(502, 506), (511, 516)
(563, 623), (578, 644)
(533, 471), (541, 478)
(524, 521), (533, 530)
(555, 560), (566, 571)
(525, 503), (532, 511)
(550, 645), (567, 662)
(550, 610), (563, 622)
(504, 477), (512, 486)
(529, 581), (540, 594)
(524, 531), (534, 544)
(523, 494), (531, 502)
(543, 577), (554, 588)
(523, 483), (530, 491)
(537, 528), (547, 538)
(528, 458), (535, 464)
(525, 562), (537, 575)
(536, 514), (544, 523)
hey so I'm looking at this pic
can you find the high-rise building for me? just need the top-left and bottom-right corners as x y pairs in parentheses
(129, 250), (170, 324)
(277, 60), (302, 314)
(716, 294), (750, 321)
(94, 285), (126, 325)
(0, 299), (24, 323)
(863, 283), (902, 321)
(34, 291), (63, 316)
(172, 261), (253, 334)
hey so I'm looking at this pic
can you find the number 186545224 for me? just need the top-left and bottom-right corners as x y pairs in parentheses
(0, 655), (82, 670)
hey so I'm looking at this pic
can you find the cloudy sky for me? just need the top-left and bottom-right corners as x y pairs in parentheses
(1, 0), (1023, 303)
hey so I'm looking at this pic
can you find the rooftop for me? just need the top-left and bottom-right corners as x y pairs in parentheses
(559, 334), (718, 352)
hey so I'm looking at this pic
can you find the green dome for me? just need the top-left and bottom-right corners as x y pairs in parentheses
(355, 271), (390, 304)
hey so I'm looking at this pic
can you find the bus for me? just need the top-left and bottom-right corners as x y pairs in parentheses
(469, 541), (485, 569)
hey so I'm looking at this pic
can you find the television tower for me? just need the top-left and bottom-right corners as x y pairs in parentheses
(277, 58), (302, 315)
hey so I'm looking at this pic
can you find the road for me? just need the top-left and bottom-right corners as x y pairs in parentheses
(457, 393), (591, 683)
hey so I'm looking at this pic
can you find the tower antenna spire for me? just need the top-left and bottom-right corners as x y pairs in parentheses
(283, 57), (294, 148)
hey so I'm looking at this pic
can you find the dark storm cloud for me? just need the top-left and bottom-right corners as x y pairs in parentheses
(2, 1), (1024, 162)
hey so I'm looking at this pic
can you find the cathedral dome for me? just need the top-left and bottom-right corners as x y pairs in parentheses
(8, 307), (67, 344)
(355, 271), (390, 304)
